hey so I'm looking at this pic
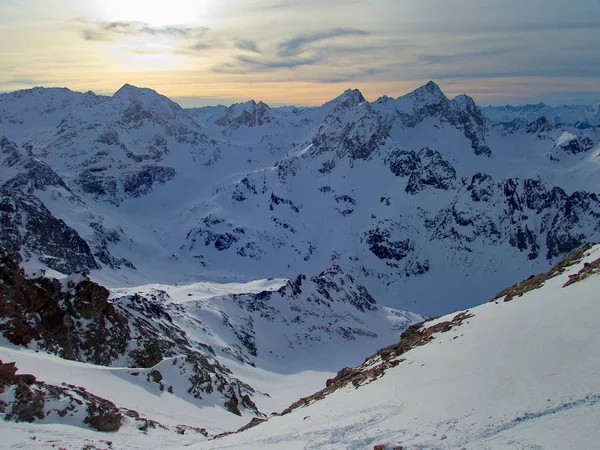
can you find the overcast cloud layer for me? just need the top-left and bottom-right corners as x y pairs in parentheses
(0, 0), (599, 105)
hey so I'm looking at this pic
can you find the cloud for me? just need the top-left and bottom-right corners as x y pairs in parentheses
(189, 41), (213, 51)
(79, 19), (208, 42)
(276, 28), (370, 57)
(215, 54), (323, 74)
(416, 48), (517, 65)
(235, 39), (261, 54)
(315, 68), (377, 84)
(212, 28), (372, 74)
(237, 0), (367, 13)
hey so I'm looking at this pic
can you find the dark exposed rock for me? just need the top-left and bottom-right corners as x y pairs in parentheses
(0, 189), (99, 273)
(428, 175), (599, 262)
(554, 135), (595, 155)
(318, 160), (336, 173)
(525, 116), (554, 135)
(385, 147), (457, 194)
(236, 417), (267, 433)
(224, 390), (241, 416)
(122, 165), (176, 198)
(215, 100), (275, 128)
(215, 233), (239, 251)
(269, 193), (300, 213)
(311, 99), (389, 161)
(149, 370), (163, 384)
(0, 251), (262, 417)
(366, 227), (414, 262)
(85, 398), (123, 432)
(0, 360), (209, 435)
(0, 248), (127, 363)
(395, 85), (491, 156)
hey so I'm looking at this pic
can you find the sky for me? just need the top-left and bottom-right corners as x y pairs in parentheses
(0, 0), (599, 106)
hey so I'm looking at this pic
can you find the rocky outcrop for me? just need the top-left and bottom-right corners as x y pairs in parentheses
(0, 189), (99, 273)
(0, 359), (122, 430)
(0, 360), (213, 436)
(122, 165), (176, 198)
(311, 95), (390, 161)
(0, 248), (261, 416)
(280, 311), (473, 415)
(385, 146), (457, 194)
(493, 243), (597, 301)
(427, 175), (600, 261)
(0, 246), (126, 362)
(215, 100), (276, 129)
(394, 82), (491, 156)
(552, 134), (595, 156)
(525, 116), (554, 135)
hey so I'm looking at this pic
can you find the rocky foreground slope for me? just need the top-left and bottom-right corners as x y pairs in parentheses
(1, 240), (597, 448)
(0, 244), (423, 447)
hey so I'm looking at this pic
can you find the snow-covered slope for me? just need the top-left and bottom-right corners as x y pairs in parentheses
(191, 243), (600, 450)
(0, 247), (424, 447)
(0, 82), (598, 317)
(3, 244), (598, 449)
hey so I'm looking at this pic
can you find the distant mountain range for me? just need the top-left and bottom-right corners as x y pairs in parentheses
(0, 81), (598, 316)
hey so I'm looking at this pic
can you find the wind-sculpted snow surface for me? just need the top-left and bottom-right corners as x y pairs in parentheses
(192, 244), (600, 450)
(0, 82), (599, 316)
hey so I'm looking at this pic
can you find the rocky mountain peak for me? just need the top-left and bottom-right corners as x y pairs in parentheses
(423, 80), (444, 96)
(113, 83), (149, 99)
(395, 80), (448, 114)
(215, 99), (275, 128)
(113, 83), (181, 109)
(405, 80), (445, 100)
(452, 93), (476, 109)
(326, 88), (367, 110)
(110, 84), (184, 128)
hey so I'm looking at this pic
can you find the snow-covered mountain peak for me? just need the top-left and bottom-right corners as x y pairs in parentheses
(113, 83), (157, 99)
(0, 86), (94, 119)
(422, 80), (444, 96)
(0, 81), (598, 316)
(375, 95), (393, 103)
(324, 88), (367, 111)
(214, 99), (276, 128)
(452, 93), (476, 108)
(3, 86), (73, 100)
(112, 83), (183, 116)
(396, 80), (447, 112)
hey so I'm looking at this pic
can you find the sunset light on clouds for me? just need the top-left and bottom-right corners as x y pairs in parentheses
(1, 0), (599, 106)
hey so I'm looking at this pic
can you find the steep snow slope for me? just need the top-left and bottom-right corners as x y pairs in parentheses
(0, 82), (598, 316)
(192, 244), (600, 450)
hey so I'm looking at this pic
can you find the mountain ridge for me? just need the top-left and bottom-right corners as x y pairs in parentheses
(0, 81), (598, 317)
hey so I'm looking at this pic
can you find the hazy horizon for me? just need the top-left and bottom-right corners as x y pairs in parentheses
(2, 80), (600, 109)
